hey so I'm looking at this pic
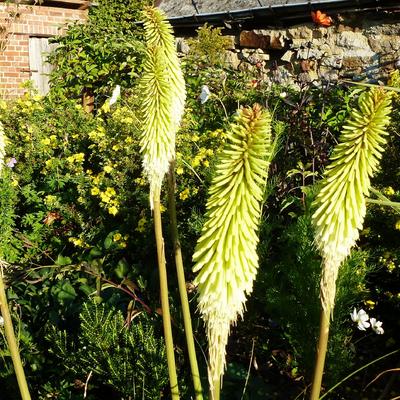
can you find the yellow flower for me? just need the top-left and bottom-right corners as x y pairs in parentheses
(0, 100), (7, 110)
(108, 206), (118, 216)
(105, 187), (116, 196)
(383, 186), (395, 196)
(104, 165), (113, 173)
(136, 216), (147, 232)
(49, 135), (57, 142)
(91, 187), (100, 196)
(45, 159), (53, 168)
(179, 188), (190, 200)
(125, 137), (133, 144)
(121, 117), (134, 124)
(203, 160), (210, 167)
(119, 242), (127, 248)
(45, 195), (57, 205)
(112, 144), (120, 151)
(160, 204), (167, 213)
(387, 261), (396, 272)
(364, 300), (375, 309)
(100, 192), (111, 203)
(11, 179), (18, 187)
(395, 220), (400, 230)
(113, 232), (122, 242)
(69, 237), (84, 247)
(191, 157), (200, 168)
(75, 153), (85, 162)
(41, 138), (51, 146)
(176, 166), (184, 175)
(77, 196), (85, 204)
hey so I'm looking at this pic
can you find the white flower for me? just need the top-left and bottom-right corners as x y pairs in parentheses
(0, 315), (4, 327)
(199, 85), (211, 104)
(350, 308), (370, 331)
(109, 85), (121, 106)
(279, 92), (287, 99)
(370, 318), (384, 335)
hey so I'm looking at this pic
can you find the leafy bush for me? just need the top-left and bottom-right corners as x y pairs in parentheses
(46, 301), (168, 399)
(48, 0), (151, 100)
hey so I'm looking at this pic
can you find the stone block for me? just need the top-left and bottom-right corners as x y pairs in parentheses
(240, 30), (285, 50)
(287, 25), (313, 40)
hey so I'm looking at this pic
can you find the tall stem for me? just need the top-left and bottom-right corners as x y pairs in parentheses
(310, 308), (330, 400)
(153, 191), (180, 399)
(210, 379), (220, 400)
(167, 163), (203, 400)
(0, 268), (31, 400)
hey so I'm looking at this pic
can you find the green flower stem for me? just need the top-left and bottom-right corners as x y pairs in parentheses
(0, 271), (31, 400)
(153, 191), (180, 399)
(167, 163), (203, 400)
(310, 309), (330, 400)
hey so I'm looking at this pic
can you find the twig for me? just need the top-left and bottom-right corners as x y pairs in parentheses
(84, 370), (93, 399)
(241, 338), (256, 400)
(363, 368), (400, 391)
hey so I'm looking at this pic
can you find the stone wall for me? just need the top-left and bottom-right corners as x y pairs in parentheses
(177, 12), (400, 86)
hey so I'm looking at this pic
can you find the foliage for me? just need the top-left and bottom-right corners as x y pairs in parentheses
(46, 301), (168, 399)
(186, 24), (232, 67)
(48, 0), (151, 100)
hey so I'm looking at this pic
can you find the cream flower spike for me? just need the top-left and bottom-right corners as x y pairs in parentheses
(193, 104), (272, 393)
(140, 7), (186, 208)
(312, 88), (392, 316)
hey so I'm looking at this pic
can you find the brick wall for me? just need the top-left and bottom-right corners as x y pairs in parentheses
(0, 3), (87, 97)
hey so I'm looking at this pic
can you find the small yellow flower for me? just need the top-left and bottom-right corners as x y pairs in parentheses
(75, 153), (85, 163)
(176, 166), (184, 175)
(112, 144), (120, 151)
(41, 138), (51, 146)
(45, 195), (57, 205)
(364, 300), (375, 309)
(136, 216), (147, 232)
(108, 206), (118, 216)
(11, 179), (18, 187)
(179, 188), (190, 200)
(395, 220), (400, 230)
(383, 186), (395, 196)
(77, 196), (85, 204)
(387, 261), (396, 272)
(49, 135), (57, 142)
(121, 117), (134, 124)
(125, 137), (133, 144)
(45, 159), (53, 168)
(105, 187), (116, 196)
(91, 187), (100, 196)
(100, 192), (111, 203)
(160, 204), (167, 213)
(0, 100), (7, 110)
(119, 242), (127, 248)
(69, 237), (84, 247)
(113, 232), (122, 242)
(191, 157), (200, 168)
(203, 160), (210, 167)
(104, 165), (113, 173)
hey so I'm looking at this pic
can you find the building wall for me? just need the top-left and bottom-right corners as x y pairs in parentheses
(176, 12), (400, 87)
(0, 4), (87, 97)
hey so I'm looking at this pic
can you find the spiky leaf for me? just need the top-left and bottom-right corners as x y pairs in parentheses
(312, 88), (392, 314)
(193, 104), (272, 388)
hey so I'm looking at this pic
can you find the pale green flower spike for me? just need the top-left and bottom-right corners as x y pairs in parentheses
(140, 7), (186, 208)
(193, 104), (272, 390)
(312, 88), (392, 315)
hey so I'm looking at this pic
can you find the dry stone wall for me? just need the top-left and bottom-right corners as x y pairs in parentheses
(177, 13), (400, 86)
